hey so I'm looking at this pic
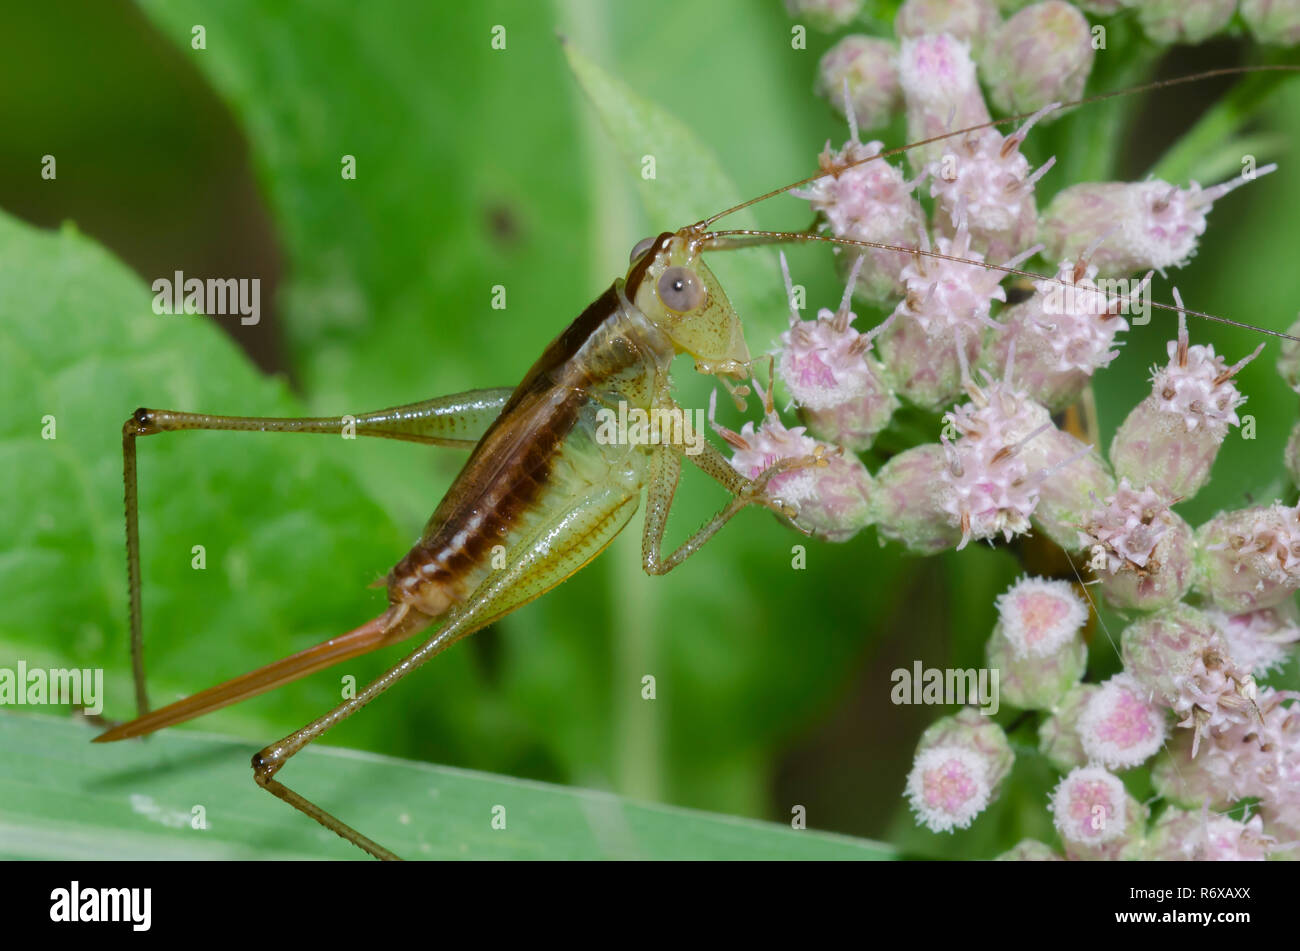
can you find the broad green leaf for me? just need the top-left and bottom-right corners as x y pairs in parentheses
(0, 210), (474, 759)
(0, 713), (894, 860)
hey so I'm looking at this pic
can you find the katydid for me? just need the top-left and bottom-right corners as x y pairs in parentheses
(96, 65), (1300, 860)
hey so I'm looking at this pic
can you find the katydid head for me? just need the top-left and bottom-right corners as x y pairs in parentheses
(626, 230), (752, 383)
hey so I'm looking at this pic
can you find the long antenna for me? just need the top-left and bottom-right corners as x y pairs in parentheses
(704, 228), (1300, 343)
(699, 65), (1300, 228)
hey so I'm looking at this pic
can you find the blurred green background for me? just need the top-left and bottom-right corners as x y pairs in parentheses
(1, 0), (1298, 859)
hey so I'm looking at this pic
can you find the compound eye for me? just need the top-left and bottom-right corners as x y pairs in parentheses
(657, 266), (706, 313)
(629, 235), (656, 264)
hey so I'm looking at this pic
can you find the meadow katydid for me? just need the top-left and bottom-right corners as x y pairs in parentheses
(95, 63), (1300, 860)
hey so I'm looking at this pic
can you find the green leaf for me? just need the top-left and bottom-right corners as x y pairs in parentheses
(0, 210), (441, 754)
(0, 713), (894, 860)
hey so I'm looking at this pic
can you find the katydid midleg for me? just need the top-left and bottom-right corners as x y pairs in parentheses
(95, 65), (1300, 860)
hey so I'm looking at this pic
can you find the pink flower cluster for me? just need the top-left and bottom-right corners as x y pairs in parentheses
(758, 0), (1300, 859)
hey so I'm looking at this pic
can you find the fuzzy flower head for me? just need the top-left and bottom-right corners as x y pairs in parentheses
(897, 33), (991, 171)
(1146, 807), (1279, 861)
(815, 35), (900, 131)
(775, 253), (890, 388)
(982, 0), (1095, 116)
(1110, 298), (1261, 501)
(872, 443), (965, 554)
(1049, 766), (1128, 845)
(1241, 0), (1300, 46)
(1196, 502), (1300, 614)
(981, 259), (1138, 415)
(1040, 166), (1276, 277)
(796, 139), (917, 237)
(894, 0), (1000, 55)
(776, 260), (875, 409)
(1077, 479), (1169, 575)
(1138, 0), (1237, 45)
(1077, 478), (1194, 611)
(1205, 606), (1300, 677)
(1031, 260), (1132, 374)
(927, 107), (1056, 262)
(794, 138), (925, 305)
(941, 373), (1054, 549)
(775, 255), (899, 451)
(1177, 648), (1257, 747)
(905, 746), (992, 833)
(907, 708), (1014, 832)
(995, 576), (1087, 659)
(1121, 605), (1256, 754)
(1078, 673), (1168, 770)
(714, 390), (874, 543)
(1153, 688), (1300, 825)
(892, 215), (1008, 343)
(1149, 302), (1260, 438)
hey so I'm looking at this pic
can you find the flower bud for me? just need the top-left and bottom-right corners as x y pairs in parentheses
(872, 443), (964, 553)
(996, 839), (1064, 860)
(816, 36), (901, 132)
(1154, 687), (1300, 819)
(876, 220), (1009, 410)
(776, 255), (899, 451)
(1039, 684), (1099, 772)
(982, 2), (1094, 117)
(1241, 0), (1300, 45)
(783, 0), (864, 31)
(716, 399), (875, 543)
(1064, 792), (1149, 861)
(1120, 604), (1256, 751)
(982, 260), (1132, 412)
(1029, 429), (1116, 551)
(906, 707), (1014, 832)
(1260, 801), (1300, 846)
(1150, 729), (1236, 810)
(1077, 478), (1195, 611)
(1205, 604), (1300, 677)
(895, 0), (1001, 55)
(1110, 306), (1260, 500)
(898, 34), (991, 172)
(1278, 314), (1300, 391)
(1145, 808), (1277, 861)
(1039, 166), (1276, 278)
(995, 575), (1088, 658)
(1138, 0), (1236, 44)
(1195, 502), (1300, 613)
(928, 109), (1057, 262)
(794, 140), (926, 305)
(1078, 673), (1169, 770)
(987, 622), (1087, 710)
(1049, 766), (1145, 859)
(941, 376), (1056, 547)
